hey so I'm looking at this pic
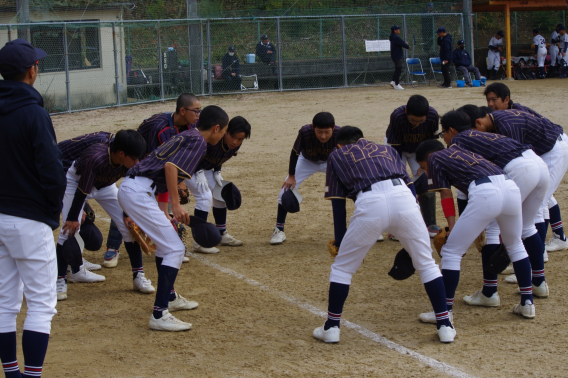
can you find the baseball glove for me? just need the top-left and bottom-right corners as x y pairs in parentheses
(128, 223), (156, 255)
(473, 230), (486, 252)
(178, 182), (190, 205)
(171, 219), (187, 242)
(433, 227), (450, 257)
(328, 240), (339, 258)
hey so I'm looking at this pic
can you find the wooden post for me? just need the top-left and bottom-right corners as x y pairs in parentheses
(505, 3), (512, 78)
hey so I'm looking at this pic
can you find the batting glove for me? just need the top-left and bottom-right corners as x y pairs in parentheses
(194, 170), (209, 193)
(213, 171), (223, 187)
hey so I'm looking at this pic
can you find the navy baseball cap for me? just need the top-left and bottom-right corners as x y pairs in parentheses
(221, 182), (241, 211)
(0, 39), (47, 75)
(189, 216), (222, 248)
(496, 30), (505, 37)
(281, 189), (302, 214)
(62, 235), (84, 267)
(261, 34), (269, 40)
(457, 39), (465, 45)
(559, 25), (566, 31)
(388, 249), (415, 280)
(79, 217), (103, 251)
(436, 26), (446, 33)
(228, 45), (235, 51)
(391, 25), (401, 31)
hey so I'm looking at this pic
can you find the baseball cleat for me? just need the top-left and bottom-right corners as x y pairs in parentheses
(516, 281), (549, 298)
(133, 273), (155, 294)
(513, 300), (535, 319)
(313, 324), (340, 343)
(377, 234), (385, 242)
(192, 241), (219, 254)
(389, 81), (396, 88)
(388, 233), (399, 241)
(220, 231), (243, 246)
(543, 250), (549, 263)
(545, 233), (568, 251)
(463, 290), (500, 307)
(68, 266), (105, 283)
(504, 274), (517, 284)
(149, 310), (191, 332)
(103, 248), (120, 268)
(428, 225), (441, 238)
(56, 278), (67, 301)
(168, 293), (199, 311)
(437, 325), (456, 343)
(270, 227), (287, 245)
(500, 264), (514, 275)
(82, 258), (101, 271)
(182, 256), (189, 263)
(418, 310), (453, 324)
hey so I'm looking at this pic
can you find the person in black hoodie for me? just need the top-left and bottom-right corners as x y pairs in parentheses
(436, 26), (453, 88)
(0, 39), (66, 378)
(222, 45), (241, 90)
(389, 25), (410, 90)
(452, 39), (482, 87)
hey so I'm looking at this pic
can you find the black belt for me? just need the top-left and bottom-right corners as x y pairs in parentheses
(361, 178), (402, 193)
(474, 175), (510, 186)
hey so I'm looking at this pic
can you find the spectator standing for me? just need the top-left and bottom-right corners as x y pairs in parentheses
(436, 26), (453, 88)
(222, 46), (241, 90)
(452, 39), (482, 87)
(389, 25), (410, 90)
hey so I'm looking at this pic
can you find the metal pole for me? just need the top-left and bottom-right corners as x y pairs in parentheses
(475, 13), (478, 48)
(277, 17), (283, 91)
(319, 18), (322, 59)
(463, 0), (473, 60)
(187, 20), (192, 93)
(460, 14), (464, 43)
(201, 20), (205, 95)
(157, 21), (164, 101)
(207, 19), (212, 95)
(63, 23), (71, 112)
(127, 26), (130, 55)
(514, 12), (517, 45)
(505, 3), (511, 78)
(403, 15), (408, 84)
(341, 16), (347, 87)
(257, 20), (260, 42)
(112, 22), (120, 106)
(7, 25), (11, 41)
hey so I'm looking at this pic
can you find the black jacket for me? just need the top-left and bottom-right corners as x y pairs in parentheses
(256, 41), (276, 63)
(222, 53), (241, 78)
(389, 33), (410, 60)
(0, 80), (66, 230)
(437, 33), (452, 62)
(452, 47), (472, 67)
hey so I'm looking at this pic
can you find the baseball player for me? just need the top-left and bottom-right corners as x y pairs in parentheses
(314, 126), (455, 344)
(118, 105), (228, 331)
(484, 82), (542, 117)
(386, 95), (440, 237)
(55, 130), (150, 301)
(449, 106), (549, 302)
(487, 30), (505, 80)
(270, 112), (340, 245)
(415, 122), (536, 320)
(533, 29), (547, 79)
(558, 25), (568, 78)
(549, 24), (563, 77)
(184, 116), (251, 254)
(545, 196), (568, 251)
(0, 39), (66, 378)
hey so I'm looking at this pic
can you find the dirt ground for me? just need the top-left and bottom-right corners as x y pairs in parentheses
(17, 80), (568, 377)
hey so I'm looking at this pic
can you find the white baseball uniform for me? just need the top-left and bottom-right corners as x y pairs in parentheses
(278, 154), (327, 204)
(487, 37), (503, 71)
(550, 31), (561, 66)
(184, 170), (223, 210)
(537, 133), (568, 222)
(533, 34), (547, 67)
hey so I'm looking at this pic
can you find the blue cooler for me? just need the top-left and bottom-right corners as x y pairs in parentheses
(456, 80), (465, 87)
(480, 77), (487, 86)
(246, 53), (255, 63)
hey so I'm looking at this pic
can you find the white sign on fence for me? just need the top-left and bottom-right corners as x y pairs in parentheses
(365, 40), (390, 52)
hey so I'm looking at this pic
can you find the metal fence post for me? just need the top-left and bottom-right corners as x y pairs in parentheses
(341, 16), (347, 87)
(319, 18), (322, 59)
(7, 25), (11, 41)
(63, 23), (71, 112)
(514, 12), (517, 45)
(157, 21), (164, 101)
(277, 17), (283, 91)
(377, 16), (380, 57)
(403, 15), (408, 84)
(112, 22), (120, 106)
(257, 20), (260, 42)
(460, 14), (464, 42)
(207, 19), (212, 95)
(201, 20), (205, 96)
(475, 13), (478, 48)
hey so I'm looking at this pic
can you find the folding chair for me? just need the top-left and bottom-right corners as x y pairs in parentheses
(240, 74), (258, 90)
(405, 58), (428, 87)
(429, 57), (444, 84)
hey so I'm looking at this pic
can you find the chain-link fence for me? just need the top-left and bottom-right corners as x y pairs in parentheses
(0, 13), (462, 114)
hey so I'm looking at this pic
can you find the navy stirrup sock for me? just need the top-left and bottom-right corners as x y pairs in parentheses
(441, 269), (460, 311)
(153, 265), (179, 319)
(22, 330), (49, 378)
(124, 242), (143, 278)
(523, 233), (545, 286)
(424, 277), (452, 329)
(0, 332), (21, 378)
(324, 282), (350, 330)
(276, 204), (287, 231)
(481, 244), (500, 297)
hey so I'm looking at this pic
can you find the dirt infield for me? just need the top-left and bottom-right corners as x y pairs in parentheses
(21, 80), (568, 377)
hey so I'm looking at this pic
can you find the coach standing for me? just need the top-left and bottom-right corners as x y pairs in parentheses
(0, 39), (66, 377)
(436, 26), (452, 88)
(389, 25), (410, 90)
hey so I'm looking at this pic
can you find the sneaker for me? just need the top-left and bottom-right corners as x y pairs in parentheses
(437, 325), (456, 343)
(220, 231), (243, 246)
(270, 227), (287, 245)
(388, 233), (399, 241)
(395, 84), (405, 90)
(516, 281), (549, 298)
(182, 256), (189, 263)
(389, 81), (396, 88)
(313, 324), (340, 343)
(192, 241), (219, 254)
(463, 290), (500, 307)
(543, 250), (549, 263)
(56, 278), (67, 301)
(513, 300), (535, 319)
(149, 310), (191, 331)
(418, 310), (453, 324)
(133, 273), (155, 294)
(169, 293), (199, 311)
(501, 264), (514, 275)
(504, 274), (517, 284)
(103, 248), (120, 268)
(83, 258), (101, 271)
(377, 234), (385, 242)
(68, 265), (105, 283)
(545, 233), (568, 251)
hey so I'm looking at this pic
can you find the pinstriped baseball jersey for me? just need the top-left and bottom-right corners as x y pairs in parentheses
(510, 102), (542, 118)
(386, 105), (439, 153)
(58, 132), (113, 172)
(490, 109), (562, 155)
(127, 128), (207, 194)
(324, 139), (411, 200)
(293, 124), (341, 162)
(427, 144), (503, 194)
(197, 139), (240, 171)
(74, 142), (128, 194)
(137, 112), (197, 155)
(451, 130), (528, 169)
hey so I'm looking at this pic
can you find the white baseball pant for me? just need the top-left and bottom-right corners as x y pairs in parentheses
(278, 154), (327, 204)
(537, 47), (548, 67)
(118, 176), (185, 269)
(184, 169), (225, 211)
(538, 134), (568, 222)
(0, 213), (57, 334)
(57, 163), (133, 245)
(487, 51), (500, 71)
(485, 150), (549, 244)
(441, 175), (529, 270)
(401, 152), (420, 177)
(330, 180), (442, 285)
(550, 45), (561, 66)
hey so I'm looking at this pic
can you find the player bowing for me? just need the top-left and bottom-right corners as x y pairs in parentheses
(313, 126), (455, 344)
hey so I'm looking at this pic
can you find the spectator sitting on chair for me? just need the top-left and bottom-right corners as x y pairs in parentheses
(389, 25), (410, 90)
(222, 45), (241, 90)
(436, 26), (452, 88)
(256, 34), (276, 65)
(452, 39), (482, 87)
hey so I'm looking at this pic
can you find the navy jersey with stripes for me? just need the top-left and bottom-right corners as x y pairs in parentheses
(293, 124), (341, 162)
(74, 142), (129, 194)
(490, 109), (563, 156)
(325, 139), (411, 200)
(386, 105), (439, 153)
(509, 101), (542, 118)
(427, 144), (504, 194)
(197, 139), (240, 171)
(137, 113), (197, 155)
(58, 132), (113, 172)
(451, 129), (529, 169)
(127, 128), (207, 193)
